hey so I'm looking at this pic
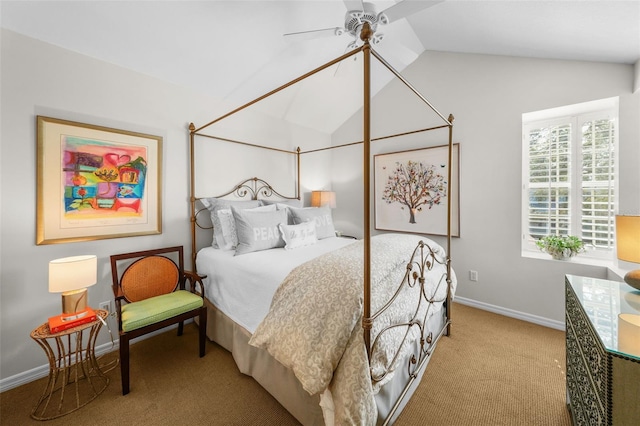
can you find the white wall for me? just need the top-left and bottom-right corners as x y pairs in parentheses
(0, 30), (330, 386)
(331, 50), (640, 325)
(634, 59), (639, 93)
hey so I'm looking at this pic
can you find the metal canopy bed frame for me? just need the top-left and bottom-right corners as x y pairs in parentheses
(188, 22), (455, 425)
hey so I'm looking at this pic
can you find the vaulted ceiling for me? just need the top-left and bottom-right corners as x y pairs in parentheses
(2, 1), (639, 133)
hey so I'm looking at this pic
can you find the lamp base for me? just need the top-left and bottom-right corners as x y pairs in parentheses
(624, 269), (640, 291)
(61, 288), (88, 314)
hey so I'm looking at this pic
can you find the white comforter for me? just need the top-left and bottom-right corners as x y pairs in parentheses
(249, 233), (456, 425)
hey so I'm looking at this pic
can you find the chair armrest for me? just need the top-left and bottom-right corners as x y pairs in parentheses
(183, 270), (205, 299)
(185, 270), (206, 280)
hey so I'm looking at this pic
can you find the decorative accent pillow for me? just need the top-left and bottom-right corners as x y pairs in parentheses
(289, 206), (336, 239)
(278, 222), (317, 250)
(200, 198), (262, 248)
(232, 206), (287, 255)
(216, 204), (276, 250)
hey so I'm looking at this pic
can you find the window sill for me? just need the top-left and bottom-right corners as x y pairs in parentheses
(522, 251), (632, 281)
(522, 250), (614, 267)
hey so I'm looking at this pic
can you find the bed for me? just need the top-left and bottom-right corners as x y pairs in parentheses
(188, 22), (457, 426)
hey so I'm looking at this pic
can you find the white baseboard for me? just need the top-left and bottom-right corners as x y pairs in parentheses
(0, 339), (119, 393)
(0, 324), (176, 393)
(454, 296), (566, 331)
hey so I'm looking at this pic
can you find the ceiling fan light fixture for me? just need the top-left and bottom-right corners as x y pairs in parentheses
(345, 2), (379, 38)
(377, 13), (389, 25)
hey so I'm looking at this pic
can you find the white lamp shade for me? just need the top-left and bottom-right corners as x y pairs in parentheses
(616, 215), (640, 263)
(48, 255), (97, 293)
(311, 191), (336, 208)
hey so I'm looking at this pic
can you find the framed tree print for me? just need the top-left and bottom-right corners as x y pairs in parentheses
(374, 143), (459, 237)
(37, 116), (162, 245)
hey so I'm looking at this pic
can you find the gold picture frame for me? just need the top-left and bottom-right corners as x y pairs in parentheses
(374, 143), (460, 237)
(36, 116), (162, 245)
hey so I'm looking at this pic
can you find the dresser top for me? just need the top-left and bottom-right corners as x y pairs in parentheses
(566, 274), (640, 360)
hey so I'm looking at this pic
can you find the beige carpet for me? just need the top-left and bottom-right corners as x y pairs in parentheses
(0, 303), (571, 425)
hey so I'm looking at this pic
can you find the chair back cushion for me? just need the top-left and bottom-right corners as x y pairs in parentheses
(121, 256), (179, 302)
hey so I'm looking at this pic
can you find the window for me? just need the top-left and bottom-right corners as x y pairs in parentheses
(522, 98), (618, 260)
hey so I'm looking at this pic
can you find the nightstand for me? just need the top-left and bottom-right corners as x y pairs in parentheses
(565, 275), (640, 425)
(30, 309), (110, 420)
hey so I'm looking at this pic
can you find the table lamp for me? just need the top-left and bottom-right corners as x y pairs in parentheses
(616, 215), (640, 290)
(311, 190), (336, 208)
(49, 255), (97, 314)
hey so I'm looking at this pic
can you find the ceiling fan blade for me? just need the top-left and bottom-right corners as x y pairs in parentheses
(283, 27), (345, 41)
(378, 0), (444, 24)
(343, 0), (364, 12)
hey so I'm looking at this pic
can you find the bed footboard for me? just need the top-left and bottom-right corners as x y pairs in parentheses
(368, 239), (452, 425)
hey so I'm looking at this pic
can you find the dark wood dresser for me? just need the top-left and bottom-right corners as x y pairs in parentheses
(565, 274), (640, 425)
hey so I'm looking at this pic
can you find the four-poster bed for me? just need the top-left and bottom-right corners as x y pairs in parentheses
(188, 22), (456, 425)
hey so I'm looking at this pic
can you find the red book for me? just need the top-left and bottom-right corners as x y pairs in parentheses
(48, 307), (97, 333)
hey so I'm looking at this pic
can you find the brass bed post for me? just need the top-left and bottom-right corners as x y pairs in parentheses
(189, 123), (197, 272)
(446, 114), (455, 336)
(361, 24), (373, 359)
(296, 147), (301, 200)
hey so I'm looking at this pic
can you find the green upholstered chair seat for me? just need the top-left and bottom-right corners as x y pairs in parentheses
(121, 290), (204, 332)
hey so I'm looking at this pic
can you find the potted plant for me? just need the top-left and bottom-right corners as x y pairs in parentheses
(536, 235), (586, 260)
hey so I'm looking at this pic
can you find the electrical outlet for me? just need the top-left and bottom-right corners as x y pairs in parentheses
(99, 301), (111, 314)
(469, 270), (479, 282)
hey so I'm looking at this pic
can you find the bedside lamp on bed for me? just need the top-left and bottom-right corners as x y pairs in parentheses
(49, 255), (97, 315)
(311, 191), (336, 208)
(616, 215), (640, 290)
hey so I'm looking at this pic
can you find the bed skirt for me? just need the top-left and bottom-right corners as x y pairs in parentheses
(202, 298), (446, 425)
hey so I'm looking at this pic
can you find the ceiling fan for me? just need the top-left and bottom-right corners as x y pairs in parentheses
(284, 0), (444, 51)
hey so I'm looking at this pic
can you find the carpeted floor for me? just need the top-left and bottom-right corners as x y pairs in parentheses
(0, 303), (571, 425)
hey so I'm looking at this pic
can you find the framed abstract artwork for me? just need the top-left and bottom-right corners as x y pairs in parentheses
(36, 116), (162, 245)
(374, 143), (460, 237)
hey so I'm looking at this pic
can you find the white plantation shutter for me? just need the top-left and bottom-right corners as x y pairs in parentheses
(526, 122), (572, 239)
(523, 100), (617, 260)
(580, 117), (616, 249)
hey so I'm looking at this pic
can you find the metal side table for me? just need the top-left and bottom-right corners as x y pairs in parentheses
(30, 309), (110, 420)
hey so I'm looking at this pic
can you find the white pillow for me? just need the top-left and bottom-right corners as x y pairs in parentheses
(216, 204), (276, 250)
(275, 203), (301, 225)
(261, 199), (302, 208)
(288, 205), (336, 239)
(200, 198), (262, 248)
(232, 206), (287, 256)
(279, 222), (317, 250)
(216, 209), (237, 250)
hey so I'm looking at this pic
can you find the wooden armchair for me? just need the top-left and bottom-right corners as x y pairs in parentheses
(110, 246), (207, 395)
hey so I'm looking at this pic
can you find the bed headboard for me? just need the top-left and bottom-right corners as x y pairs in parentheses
(190, 177), (300, 270)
